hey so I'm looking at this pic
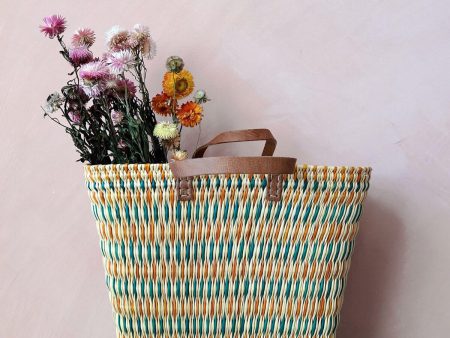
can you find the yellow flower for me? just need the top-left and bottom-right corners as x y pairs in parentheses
(176, 101), (203, 127)
(153, 122), (179, 140)
(162, 70), (194, 99)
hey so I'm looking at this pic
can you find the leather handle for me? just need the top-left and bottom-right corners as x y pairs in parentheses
(169, 156), (297, 202)
(170, 156), (296, 178)
(192, 129), (277, 158)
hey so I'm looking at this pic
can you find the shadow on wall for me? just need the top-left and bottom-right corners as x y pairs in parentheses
(337, 196), (405, 338)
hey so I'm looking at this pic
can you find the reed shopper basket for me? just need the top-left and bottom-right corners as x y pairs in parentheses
(84, 129), (371, 338)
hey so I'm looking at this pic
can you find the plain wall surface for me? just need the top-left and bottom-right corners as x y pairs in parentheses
(1, 1), (450, 337)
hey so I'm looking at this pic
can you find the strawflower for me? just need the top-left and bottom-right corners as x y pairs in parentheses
(176, 101), (203, 127)
(72, 28), (96, 47)
(40, 15), (66, 38)
(107, 50), (135, 74)
(151, 92), (172, 116)
(194, 89), (210, 104)
(162, 69), (194, 99)
(129, 24), (156, 59)
(166, 56), (184, 73)
(69, 46), (93, 66)
(153, 122), (179, 140)
(44, 92), (64, 114)
(106, 26), (131, 52)
(79, 61), (109, 83)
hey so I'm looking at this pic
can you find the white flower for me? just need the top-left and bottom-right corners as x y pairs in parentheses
(81, 83), (102, 98)
(44, 92), (63, 113)
(105, 26), (131, 51)
(153, 122), (179, 140)
(130, 24), (156, 59)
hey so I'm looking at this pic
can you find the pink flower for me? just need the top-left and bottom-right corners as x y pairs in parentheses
(117, 139), (127, 149)
(105, 26), (131, 52)
(40, 15), (66, 39)
(107, 50), (135, 74)
(111, 110), (124, 125)
(72, 28), (95, 47)
(115, 78), (137, 98)
(79, 61), (109, 83)
(68, 111), (82, 124)
(69, 46), (93, 66)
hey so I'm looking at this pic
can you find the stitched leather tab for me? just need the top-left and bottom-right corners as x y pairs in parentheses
(177, 177), (193, 201)
(266, 174), (283, 201)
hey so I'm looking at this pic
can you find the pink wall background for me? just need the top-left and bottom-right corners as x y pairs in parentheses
(1, 0), (450, 337)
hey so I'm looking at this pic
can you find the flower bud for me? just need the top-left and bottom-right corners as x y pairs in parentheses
(194, 89), (210, 104)
(166, 56), (184, 73)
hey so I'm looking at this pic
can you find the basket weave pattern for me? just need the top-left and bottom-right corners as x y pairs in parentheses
(85, 164), (371, 338)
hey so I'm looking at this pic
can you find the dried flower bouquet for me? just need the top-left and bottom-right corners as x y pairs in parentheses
(40, 15), (209, 164)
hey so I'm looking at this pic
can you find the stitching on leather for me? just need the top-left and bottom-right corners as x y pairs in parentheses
(267, 174), (283, 201)
(177, 177), (193, 201)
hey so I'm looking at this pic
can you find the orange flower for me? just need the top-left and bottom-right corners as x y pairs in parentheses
(151, 92), (172, 116)
(176, 101), (203, 127)
(162, 70), (194, 99)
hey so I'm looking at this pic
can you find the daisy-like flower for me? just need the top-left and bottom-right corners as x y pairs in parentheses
(69, 46), (93, 66)
(40, 15), (66, 39)
(68, 111), (82, 124)
(106, 26), (131, 52)
(176, 101), (203, 127)
(115, 78), (137, 98)
(111, 110), (124, 125)
(153, 122), (179, 140)
(162, 69), (194, 99)
(106, 50), (135, 74)
(72, 28), (96, 47)
(166, 56), (184, 73)
(79, 61), (109, 83)
(171, 150), (188, 161)
(129, 24), (156, 59)
(151, 92), (173, 116)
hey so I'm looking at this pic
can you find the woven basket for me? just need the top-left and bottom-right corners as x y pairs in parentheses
(84, 129), (371, 338)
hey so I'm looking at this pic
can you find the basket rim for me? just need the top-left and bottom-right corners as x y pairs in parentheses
(84, 162), (372, 171)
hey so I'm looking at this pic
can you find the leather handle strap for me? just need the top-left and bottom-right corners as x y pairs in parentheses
(169, 156), (297, 201)
(192, 129), (277, 158)
(170, 156), (296, 178)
